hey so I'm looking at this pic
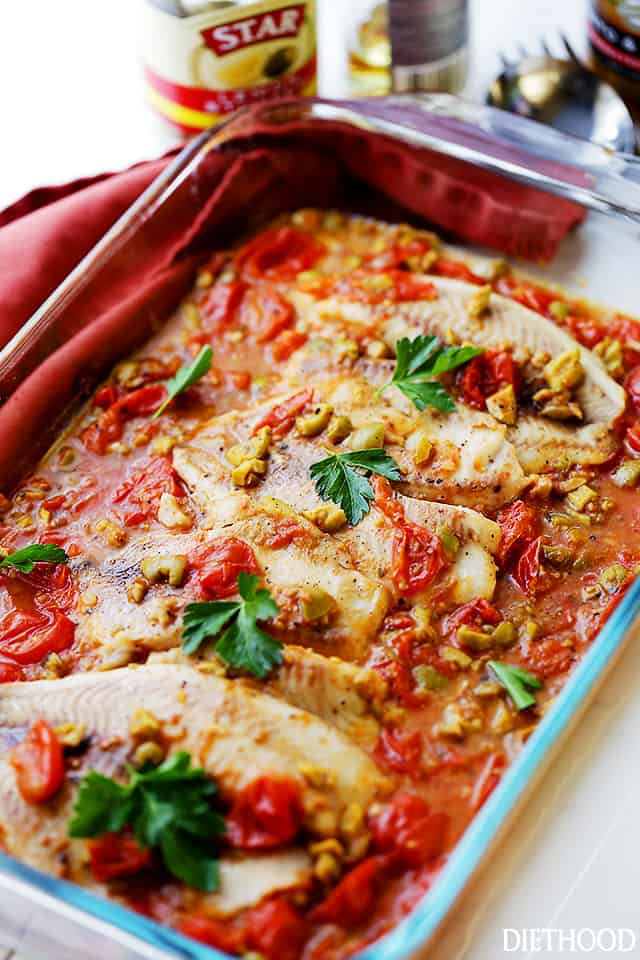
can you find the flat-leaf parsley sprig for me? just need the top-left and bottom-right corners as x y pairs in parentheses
(310, 448), (402, 526)
(153, 345), (213, 419)
(0, 544), (69, 573)
(69, 751), (225, 892)
(377, 335), (482, 412)
(182, 571), (282, 678)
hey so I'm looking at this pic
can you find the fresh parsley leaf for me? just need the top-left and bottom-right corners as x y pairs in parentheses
(182, 601), (239, 656)
(488, 660), (542, 711)
(0, 543), (69, 574)
(378, 335), (482, 412)
(69, 751), (224, 892)
(68, 771), (133, 837)
(310, 448), (402, 526)
(161, 826), (220, 891)
(182, 572), (282, 678)
(153, 345), (212, 418)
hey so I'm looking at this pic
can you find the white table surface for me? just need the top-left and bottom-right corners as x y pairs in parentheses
(3, 2), (640, 959)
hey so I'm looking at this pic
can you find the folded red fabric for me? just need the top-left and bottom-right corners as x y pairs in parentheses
(0, 98), (586, 488)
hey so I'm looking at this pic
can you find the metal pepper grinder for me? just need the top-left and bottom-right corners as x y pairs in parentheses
(388, 0), (468, 94)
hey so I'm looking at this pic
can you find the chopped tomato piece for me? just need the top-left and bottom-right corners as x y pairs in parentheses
(459, 349), (519, 410)
(88, 831), (153, 882)
(116, 383), (167, 418)
(240, 285), (295, 344)
(564, 313), (604, 349)
(10, 719), (64, 804)
(0, 660), (24, 682)
(0, 560), (76, 666)
(371, 793), (449, 867)
(262, 518), (308, 549)
(189, 537), (258, 599)
(367, 237), (434, 270)
(0, 608), (74, 665)
(434, 257), (485, 285)
(374, 476), (447, 594)
(82, 384), (167, 454)
(332, 269), (437, 305)
(81, 406), (122, 455)
(178, 915), (244, 954)
(237, 226), (325, 280)
(372, 475), (405, 525)
(21, 562), (76, 613)
(201, 281), (247, 333)
(626, 366), (640, 415)
(310, 857), (384, 926)
(387, 271), (438, 303)
(624, 423), (640, 455)
(93, 384), (121, 409)
(244, 899), (308, 960)
(375, 727), (423, 776)
(494, 274), (555, 315)
(226, 777), (302, 850)
(391, 521), (447, 596)
(114, 456), (184, 526)
(514, 535), (542, 594)
(519, 634), (573, 678)
(496, 500), (539, 567)
(253, 388), (313, 437)
(271, 329), (308, 362)
(444, 597), (502, 638)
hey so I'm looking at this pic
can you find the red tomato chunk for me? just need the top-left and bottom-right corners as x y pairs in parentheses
(88, 831), (153, 882)
(178, 915), (244, 954)
(189, 537), (258, 599)
(10, 719), (64, 805)
(83, 384), (167, 454)
(226, 776), (302, 850)
(244, 899), (308, 960)
(240, 285), (295, 344)
(371, 793), (449, 867)
(114, 456), (184, 526)
(310, 856), (385, 927)
(237, 226), (325, 280)
(254, 388), (313, 437)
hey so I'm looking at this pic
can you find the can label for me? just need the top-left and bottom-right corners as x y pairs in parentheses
(589, 1), (640, 81)
(141, 0), (316, 133)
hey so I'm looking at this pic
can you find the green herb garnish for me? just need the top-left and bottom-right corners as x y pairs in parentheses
(153, 345), (212, 418)
(310, 448), (401, 526)
(377, 335), (482, 412)
(0, 543), (69, 574)
(69, 751), (225, 892)
(183, 572), (282, 678)
(488, 660), (542, 711)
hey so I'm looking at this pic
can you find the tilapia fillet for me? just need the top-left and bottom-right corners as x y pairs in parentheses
(0, 664), (389, 908)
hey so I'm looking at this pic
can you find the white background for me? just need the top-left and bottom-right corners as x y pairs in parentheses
(3, 2), (640, 960)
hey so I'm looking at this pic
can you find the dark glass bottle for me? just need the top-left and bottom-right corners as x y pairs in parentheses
(589, 1), (640, 105)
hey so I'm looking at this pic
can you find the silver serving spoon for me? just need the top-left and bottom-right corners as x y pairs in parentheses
(488, 35), (637, 154)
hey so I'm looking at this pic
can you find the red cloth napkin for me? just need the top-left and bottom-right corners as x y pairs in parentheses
(0, 98), (585, 487)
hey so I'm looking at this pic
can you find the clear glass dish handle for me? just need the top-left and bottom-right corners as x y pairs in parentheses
(204, 93), (640, 223)
(295, 95), (640, 226)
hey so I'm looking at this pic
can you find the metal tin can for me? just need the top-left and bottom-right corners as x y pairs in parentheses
(140, 0), (317, 134)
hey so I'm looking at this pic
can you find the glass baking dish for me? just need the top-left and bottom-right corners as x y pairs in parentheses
(1, 96), (640, 960)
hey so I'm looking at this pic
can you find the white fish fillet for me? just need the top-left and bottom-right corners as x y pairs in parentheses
(289, 280), (626, 472)
(0, 665), (390, 834)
